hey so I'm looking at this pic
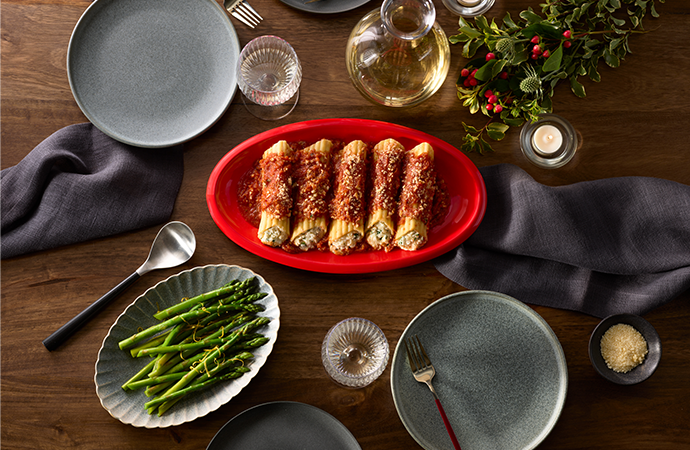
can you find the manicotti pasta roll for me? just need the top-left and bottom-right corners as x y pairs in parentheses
(290, 139), (333, 251)
(365, 138), (406, 251)
(328, 140), (369, 255)
(394, 142), (436, 251)
(257, 140), (294, 247)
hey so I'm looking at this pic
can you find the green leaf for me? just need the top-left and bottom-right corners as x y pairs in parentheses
(519, 8), (544, 24)
(609, 37), (624, 50)
(469, 97), (480, 114)
(610, 16), (626, 26)
(474, 59), (497, 81)
(462, 123), (480, 133)
(485, 129), (506, 141)
(542, 44), (563, 72)
(503, 117), (526, 127)
(512, 43), (529, 65)
(603, 48), (620, 67)
(458, 16), (471, 28)
(502, 12), (518, 29)
(570, 76), (586, 97)
(449, 34), (471, 44)
(474, 15), (492, 34)
(479, 137), (495, 154)
(487, 122), (510, 133)
(491, 60), (508, 78)
(463, 39), (484, 59)
(651, 2), (659, 17)
(458, 26), (483, 40)
(587, 62), (601, 81)
(490, 18), (501, 31)
(541, 95), (553, 112)
(461, 140), (476, 154)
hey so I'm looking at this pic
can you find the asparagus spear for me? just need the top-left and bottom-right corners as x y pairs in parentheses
(153, 318), (269, 400)
(145, 367), (251, 413)
(118, 302), (263, 350)
(118, 279), (272, 415)
(153, 279), (255, 320)
(154, 352), (255, 415)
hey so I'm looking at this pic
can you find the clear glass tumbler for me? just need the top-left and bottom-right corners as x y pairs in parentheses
(321, 317), (390, 388)
(237, 35), (302, 120)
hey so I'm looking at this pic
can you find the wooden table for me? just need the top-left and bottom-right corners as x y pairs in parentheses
(2, 0), (689, 448)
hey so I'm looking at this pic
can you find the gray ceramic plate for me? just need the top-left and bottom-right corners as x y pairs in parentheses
(67, 0), (239, 148)
(94, 264), (280, 428)
(280, 0), (372, 14)
(391, 291), (567, 450)
(207, 402), (361, 449)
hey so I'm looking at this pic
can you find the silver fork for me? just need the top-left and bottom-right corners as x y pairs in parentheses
(224, 0), (263, 29)
(405, 335), (462, 450)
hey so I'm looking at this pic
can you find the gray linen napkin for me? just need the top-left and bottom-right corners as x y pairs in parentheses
(1, 123), (184, 259)
(434, 164), (690, 318)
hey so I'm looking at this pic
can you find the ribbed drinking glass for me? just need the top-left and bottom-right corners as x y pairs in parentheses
(321, 317), (390, 388)
(237, 35), (302, 120)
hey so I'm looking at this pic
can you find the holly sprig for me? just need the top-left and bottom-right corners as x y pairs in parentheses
(449, 0), (663, 154)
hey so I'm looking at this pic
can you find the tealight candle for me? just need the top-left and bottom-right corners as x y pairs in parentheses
(519, 114), (578, 169)
(532, 124), (563, 155)
(457, 0), (481, 6)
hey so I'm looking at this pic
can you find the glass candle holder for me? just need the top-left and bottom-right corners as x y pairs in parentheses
(321, 317), (389, 388)
(519, 114), (579, 169)
(441, 0), (495, 17)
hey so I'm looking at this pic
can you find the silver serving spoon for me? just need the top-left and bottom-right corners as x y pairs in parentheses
(43, 221), (196, 351)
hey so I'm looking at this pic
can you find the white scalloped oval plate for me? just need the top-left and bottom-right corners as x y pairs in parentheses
(94, 264), (280, 428)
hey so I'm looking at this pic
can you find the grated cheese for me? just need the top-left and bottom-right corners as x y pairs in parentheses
(600, 323), (648, 373)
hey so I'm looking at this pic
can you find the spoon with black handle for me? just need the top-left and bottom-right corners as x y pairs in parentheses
(42, 221), (196, 351)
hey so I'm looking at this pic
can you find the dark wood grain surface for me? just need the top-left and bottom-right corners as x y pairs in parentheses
(2, 0), (689, 448)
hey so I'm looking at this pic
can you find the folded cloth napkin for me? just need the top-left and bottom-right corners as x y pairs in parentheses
(1, 123), (184, 259)
(434, 163), (690, 318)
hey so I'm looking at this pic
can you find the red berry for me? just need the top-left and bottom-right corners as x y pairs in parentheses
(564, 40), (572, 49)
(488, 95), (498, 104)
(470, 68), (478, 77)
(486, 103), (493, 111)
(531, 53), (539, 60)
(494, 104), (503, 113)
(543, 50), (550, 58)
(469, 78), (478, 86)
(486, 52), (496, 61)
(563, 30), (572, 39)
(532, 45), (542, 54)
(530, 36), (540, 44)
(499, 71), (509, 80)
(484, 90), (493, 98)
(461, 68), (470, 77)
(463, 78), (471, 87)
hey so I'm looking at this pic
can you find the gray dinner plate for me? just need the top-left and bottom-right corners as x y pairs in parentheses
(280, 0), (372, 14)
(67, 0), (239, 148)
(391, 291), (568, 450)
(206, 401), (361, 449)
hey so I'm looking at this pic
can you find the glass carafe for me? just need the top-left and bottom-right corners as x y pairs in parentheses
(346, 0), (451, 107)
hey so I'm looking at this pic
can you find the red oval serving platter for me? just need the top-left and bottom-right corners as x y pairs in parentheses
(206, 118), (486, 274)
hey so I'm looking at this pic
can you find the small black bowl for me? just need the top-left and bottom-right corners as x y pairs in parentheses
(588, 314), (661, 385)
